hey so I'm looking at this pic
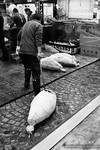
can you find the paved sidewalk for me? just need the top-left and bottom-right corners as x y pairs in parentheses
(0, 60), (100, 149)
(52, 105), (100, 150)
(0, 55), (98, 106)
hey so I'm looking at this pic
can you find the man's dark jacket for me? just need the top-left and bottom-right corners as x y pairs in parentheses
(19, 20), (43, 56)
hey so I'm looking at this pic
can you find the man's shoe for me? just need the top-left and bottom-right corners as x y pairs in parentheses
(33, 80), (40, 96)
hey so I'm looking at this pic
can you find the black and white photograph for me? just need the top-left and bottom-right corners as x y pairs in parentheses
(0, 0), (100, 149)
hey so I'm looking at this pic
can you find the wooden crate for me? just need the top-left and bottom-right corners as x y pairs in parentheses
(48, 42), (80, 54)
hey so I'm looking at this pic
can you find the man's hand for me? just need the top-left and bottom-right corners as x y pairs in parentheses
(37, 52), (43, 60)
(37, 46), (43, 60)
(16, 46), (20, 55)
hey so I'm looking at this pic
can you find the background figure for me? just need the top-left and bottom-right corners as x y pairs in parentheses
(18, 13), (43, 96)
(0, 10), (9, 61)
(24, 8), (32, 21)
(10, 8), (26, 28)
(10, 8), (26, 53)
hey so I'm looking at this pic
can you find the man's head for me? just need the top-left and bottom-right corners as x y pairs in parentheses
(24, 8), (32, 16)
(30, 13), (42, 22)
(13, 8), (18, 14)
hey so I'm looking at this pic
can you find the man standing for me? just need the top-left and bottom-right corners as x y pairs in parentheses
(18, 13), (43, 96)
(0, 10), (9, 61)
(24, 8), (32, 21)
(10, 8), (26, 53)
(10, 8), (26, 28)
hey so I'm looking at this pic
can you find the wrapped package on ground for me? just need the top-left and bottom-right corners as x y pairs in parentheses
(42, 44), (59, 57)
(26, 89), (57, 134)
(41, 57), (66, 72)
(44, 44), (59, 53)
(49, 53), (79, 67)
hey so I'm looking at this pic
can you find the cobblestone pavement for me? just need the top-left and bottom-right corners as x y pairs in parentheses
(0, 55), (98, 106)
(0, 60), (100, 149)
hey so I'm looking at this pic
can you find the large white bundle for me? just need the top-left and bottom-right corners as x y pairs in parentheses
(26, 89), (57, 134)
(44, 44), (59, 53)
(41, 57), (66, 72)
(49, 53), (79, 67)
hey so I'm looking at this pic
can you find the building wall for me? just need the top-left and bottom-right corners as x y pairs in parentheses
(57, 0), (94, 19)
(68, 0), (94, 19)
(57, 0), (68, 20)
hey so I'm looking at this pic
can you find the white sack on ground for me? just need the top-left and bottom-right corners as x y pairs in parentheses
(44, 44), (59, 53)
(41, 57), (66, 72)
(26, 89), (57, 133)
(49, 53), (79, 67)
